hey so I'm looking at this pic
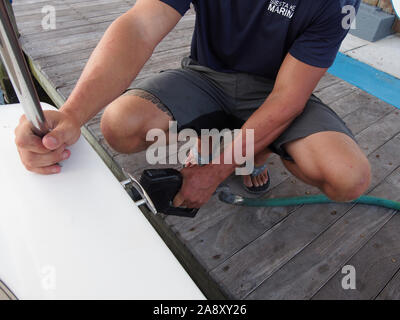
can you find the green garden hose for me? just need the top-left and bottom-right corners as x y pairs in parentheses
(218, 191), (400, 211)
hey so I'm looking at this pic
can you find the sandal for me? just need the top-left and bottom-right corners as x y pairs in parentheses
(243, 163), (271, 194)
(185, 146), (270, 195)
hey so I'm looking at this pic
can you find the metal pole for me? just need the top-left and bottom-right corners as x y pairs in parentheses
(0, 0), (48, 136)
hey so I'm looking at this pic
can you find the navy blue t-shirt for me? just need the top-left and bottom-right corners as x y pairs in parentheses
(160, 0), (360, 79)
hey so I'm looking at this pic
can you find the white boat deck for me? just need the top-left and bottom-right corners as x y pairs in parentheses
(0, 104), (205, 300)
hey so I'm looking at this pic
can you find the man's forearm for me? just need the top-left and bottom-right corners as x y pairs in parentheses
(60, 13), (154, 127)
(210, 92), (305, 180)
(243, 93), (305, 155)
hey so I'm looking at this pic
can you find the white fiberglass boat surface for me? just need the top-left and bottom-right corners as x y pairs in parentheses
(0, 103), (205, 300)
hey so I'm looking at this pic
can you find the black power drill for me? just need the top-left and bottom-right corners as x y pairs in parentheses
(127, 168), (199, 218)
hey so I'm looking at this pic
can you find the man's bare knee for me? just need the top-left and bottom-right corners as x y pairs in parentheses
(101, 95), (167, 154)
(285, 132), (371, 202)
(323, 158), (371, 202)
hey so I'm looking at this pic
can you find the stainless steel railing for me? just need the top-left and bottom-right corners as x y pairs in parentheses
(0, 0), (48, 136)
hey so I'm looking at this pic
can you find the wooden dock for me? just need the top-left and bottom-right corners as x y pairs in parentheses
(10, 0), (400, 299)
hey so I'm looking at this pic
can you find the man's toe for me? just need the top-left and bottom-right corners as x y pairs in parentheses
(243, 175), (253, 187)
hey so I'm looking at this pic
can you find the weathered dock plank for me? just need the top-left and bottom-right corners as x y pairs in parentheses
(313, 192), (400, 299)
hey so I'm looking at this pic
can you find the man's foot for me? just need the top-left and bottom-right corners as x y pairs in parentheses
(184, 144), (211, 167)
(185, 141), (271, 193)
(242, 149), (271, 193)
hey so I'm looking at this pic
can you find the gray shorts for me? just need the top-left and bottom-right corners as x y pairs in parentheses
(129, 57), (356, 161)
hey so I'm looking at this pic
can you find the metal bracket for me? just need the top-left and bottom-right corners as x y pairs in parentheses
(120, 172), (158, 215)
